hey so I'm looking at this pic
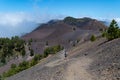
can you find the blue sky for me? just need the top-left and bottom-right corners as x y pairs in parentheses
(0, 0), (120, 37)
(0, 0), (119, 18)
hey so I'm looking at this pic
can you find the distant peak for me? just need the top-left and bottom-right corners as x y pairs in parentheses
(47, 19), (60, 24)
(82, 17), (93, 20)
(64, 16), (76, 21)
(64, 16), (94, 22)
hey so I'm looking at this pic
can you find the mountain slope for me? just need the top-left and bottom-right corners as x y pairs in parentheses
(22, 17), (107, 54)
(7, 38), (120, 80)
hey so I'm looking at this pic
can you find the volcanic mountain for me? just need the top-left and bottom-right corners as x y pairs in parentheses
(22, 17), (107, 54)
(4, 17), (120, 80)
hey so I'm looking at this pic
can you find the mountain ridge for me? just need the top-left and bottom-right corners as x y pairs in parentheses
(22, 17), (107, 54)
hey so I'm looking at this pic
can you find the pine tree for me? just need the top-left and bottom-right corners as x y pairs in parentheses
(107, 19), (120, 40)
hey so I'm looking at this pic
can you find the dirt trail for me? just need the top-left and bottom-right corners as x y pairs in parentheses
(65, 57), (94, 80)
(45, 49), (94, 80)
(44, 50), (94, 80)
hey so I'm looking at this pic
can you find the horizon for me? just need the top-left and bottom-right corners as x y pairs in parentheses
(0, 0), (120, 37)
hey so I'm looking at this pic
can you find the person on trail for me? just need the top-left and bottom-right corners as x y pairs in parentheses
(64, 49), (67, 59)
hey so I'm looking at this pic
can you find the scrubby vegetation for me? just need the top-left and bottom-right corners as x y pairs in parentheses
(102, 32), (107, 37)
(90, 35), (96, 42)
(45, 41), (49, 46)
(44, 45), (63, 57)
(64, 16), (77, 24)
(0, 36), (25, 65)
(30, 49), (34, 56)
(3, 61), (29, 78)
(1, 45), (63, 79)
(2, 54), (43, 78)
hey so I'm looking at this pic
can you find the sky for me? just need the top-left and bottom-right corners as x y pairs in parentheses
(0, 0), (120, 37)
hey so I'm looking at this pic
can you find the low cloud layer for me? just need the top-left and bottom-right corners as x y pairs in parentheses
(0, 11), (119, 37)
(0, 12), (64, 37)
(0, 12), (30, 27)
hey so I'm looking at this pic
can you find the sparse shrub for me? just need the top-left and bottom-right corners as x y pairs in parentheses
(73, 27), (76, 31)
(29, 38), (33, 43)
(28, 39), (32, 45)
(11, 64), (16, 69)
(44, 47), (52, 57)
(21, 49), (26, 57)
(45, 41), (48, 46)
(3, 54), (44, 78)
(2, 44), (63, 78)
(18, 61), (29, 70)
(44, 45), (63, 57)
(30, 54), (43, 66)
(99, 28), (104, 32)
(3, 61), (29, 78)
(1, 57), (6, 64)
(68, 40), (71, 43)
(102, 32), (107, 37)
(90, 35), (96, 42)
(29, 59), (37, 66)
(33, 54), (43, 61)
(76, 39), (80, 43)
(73, 44), (75, 47)
(30, 49), (34, 56)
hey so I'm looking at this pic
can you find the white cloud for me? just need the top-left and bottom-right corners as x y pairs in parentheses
(0, 12), (25, 27)
(0, 12), (38, 27)
(0, 12), (64, 26)
(115, 18), (120, 23)
(0, 12), (64, 37)
(0, 12), (39, 37)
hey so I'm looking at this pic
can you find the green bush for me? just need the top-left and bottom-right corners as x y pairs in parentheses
(30, 49), (34, 56)
(28, 38), (33, 45)
(1, 57), (6, 64)
(33, 54), (43, 61)
(90, 35), (96, 42)
(21, 49), (26, 57)
(2, 61), (30, 78)
(102, 32), (107, 37)
(44, 45), (63, 57)
(30, 54), (43, 66)
(29, 59), (37, 67)
(11, 64), (16, 69)
(18, 61), (29, 70)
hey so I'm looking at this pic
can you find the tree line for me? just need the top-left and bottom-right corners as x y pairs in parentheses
(0, 36), (25, 65)
(0, 45), (63, 79)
